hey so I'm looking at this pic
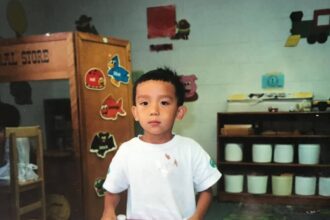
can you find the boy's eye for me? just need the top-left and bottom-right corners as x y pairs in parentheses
(161, 101), (170, 105)
(139, 101), (148, 106)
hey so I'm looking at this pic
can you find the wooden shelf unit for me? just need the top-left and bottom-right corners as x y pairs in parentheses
(217, 112), (330, 207)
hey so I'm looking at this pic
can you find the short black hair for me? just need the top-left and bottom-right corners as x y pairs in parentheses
(133, 67), (185, 106)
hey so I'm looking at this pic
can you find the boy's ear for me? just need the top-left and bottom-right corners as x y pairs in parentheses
(131, 106), (139, 121)
(176, 105), (187, 120)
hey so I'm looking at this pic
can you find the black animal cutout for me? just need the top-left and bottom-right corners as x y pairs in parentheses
(171, 19), (190, 40)
(75, 14), (99, 35)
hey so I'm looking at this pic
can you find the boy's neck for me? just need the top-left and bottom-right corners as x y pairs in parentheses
(139, 133), (174, 144)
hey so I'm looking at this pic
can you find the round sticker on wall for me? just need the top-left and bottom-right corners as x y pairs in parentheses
(84, 68), (106, 90)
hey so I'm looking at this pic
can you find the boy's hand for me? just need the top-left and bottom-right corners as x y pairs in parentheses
(187, 187), (213, 220)
(187, 213), (202, 220)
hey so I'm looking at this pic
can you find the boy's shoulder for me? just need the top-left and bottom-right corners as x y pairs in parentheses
(120, 136), (139, 148)
(174, 134), (200, 146)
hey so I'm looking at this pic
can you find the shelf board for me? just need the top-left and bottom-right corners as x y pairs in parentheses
(219, 134), (330, 139)
(218, 192), (330, 206)
(218, 112), (329, 116)
(218, 162), (330, 168)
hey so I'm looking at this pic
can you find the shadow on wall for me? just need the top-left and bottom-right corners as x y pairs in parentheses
(173, 102), (196, 135)
(132, 71), (144, 136)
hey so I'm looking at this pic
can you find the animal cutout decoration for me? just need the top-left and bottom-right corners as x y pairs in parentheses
(94, 177), (106, 197)
(107, 55), (130, 87)
(100, 95), (126, 120)
(84, 68), (106, 90)
(171, 19), (191, 40)
(179, 74), (198, 102)
(90, 132), (117, 158)
(75, 14), (98, 35)
(287, 9), (330, 45)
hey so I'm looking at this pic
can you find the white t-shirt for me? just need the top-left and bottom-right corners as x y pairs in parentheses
(103, 135), (221, 220)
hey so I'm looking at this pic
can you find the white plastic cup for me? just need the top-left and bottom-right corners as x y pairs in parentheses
(295, 176), (316, 196)
(319, 177), (330, 196)
(225, 143), (243, 162)
(272, 174), (293, 196)
(298, 144), (320, 164)
(247, 174), (268, 194)
(252, 144), (272, 163)
(224, 174), (244, 193)
(274, 144), (293, 163)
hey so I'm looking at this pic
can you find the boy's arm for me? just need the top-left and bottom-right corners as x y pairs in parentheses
(101, 192), (121, 220)
(188, 187), (213, 220)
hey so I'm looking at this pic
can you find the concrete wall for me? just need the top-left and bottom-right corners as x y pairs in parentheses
(1, 0), (329, 160)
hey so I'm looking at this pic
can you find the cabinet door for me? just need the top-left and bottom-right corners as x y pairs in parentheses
(75, 32), (134, 220)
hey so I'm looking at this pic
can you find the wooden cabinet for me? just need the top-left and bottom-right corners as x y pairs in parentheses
(0, 32), (134, 219)
(217, 112), (330, 206)
(75, 32), (134, 220)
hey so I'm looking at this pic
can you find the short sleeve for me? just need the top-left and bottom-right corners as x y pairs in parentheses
(192, 143), (221, 192)
(103, 144), (129, 193)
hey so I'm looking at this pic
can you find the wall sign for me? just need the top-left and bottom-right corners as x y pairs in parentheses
(0, 34), (73, 79)
(262, 73), (284, 89)
(0, 49), (49, 66)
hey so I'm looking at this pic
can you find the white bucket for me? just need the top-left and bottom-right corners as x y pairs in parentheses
(224, 174), (244, 193)
(225, 143), (243, 162)
(272, 174), (293, 196)
(295, 176), (316, 196)
(247, 174), (268, 194)
(298, 144), (320, 164)
(274, 144), (293, 163)
(252, 144), (272, 163)
(319, 177), (330, 196)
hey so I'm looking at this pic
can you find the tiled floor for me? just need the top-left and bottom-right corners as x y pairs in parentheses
(206, 200), (330, 220)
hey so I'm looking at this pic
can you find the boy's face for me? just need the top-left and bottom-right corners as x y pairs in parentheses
(132, 80), (186, 144)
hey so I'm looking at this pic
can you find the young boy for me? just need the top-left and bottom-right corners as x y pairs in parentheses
(102, 68), (221, 220)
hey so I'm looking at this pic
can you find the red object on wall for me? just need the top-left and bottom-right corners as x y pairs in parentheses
(147, 5), (176, 38)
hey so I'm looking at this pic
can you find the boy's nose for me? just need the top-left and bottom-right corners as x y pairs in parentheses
(150, 111), (159, 116)
(150, 104), (159, 116)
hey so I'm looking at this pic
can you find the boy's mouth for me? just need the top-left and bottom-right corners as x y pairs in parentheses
(148, 120), (161, 126)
